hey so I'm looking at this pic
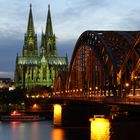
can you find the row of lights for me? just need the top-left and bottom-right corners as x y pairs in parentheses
(26, 94), (46, 98)
(65, 87), (99, 93)
(55, 87), (99, 94)
(55, 83), (130, 94)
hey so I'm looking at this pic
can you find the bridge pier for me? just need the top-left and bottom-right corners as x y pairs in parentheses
(53, 101), (110, 127)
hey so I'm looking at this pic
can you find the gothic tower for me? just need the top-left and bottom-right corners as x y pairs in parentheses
(15, 4), (68, 90)
(40, 5), (56, 57)
(23, 4), (38, 56)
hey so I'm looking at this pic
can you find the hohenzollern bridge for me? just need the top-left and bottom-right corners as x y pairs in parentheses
(53, 30), (140, 105)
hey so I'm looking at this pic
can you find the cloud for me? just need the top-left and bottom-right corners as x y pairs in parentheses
(117, 8), (140, 30)
(57, 38), (76, 62)
(0, 0), (140, 77)
(59, 0), (108, 19)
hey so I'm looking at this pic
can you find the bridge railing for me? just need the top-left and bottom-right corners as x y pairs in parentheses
(52, 93), (140, 105)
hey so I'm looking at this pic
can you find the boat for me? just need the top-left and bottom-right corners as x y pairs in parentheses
(0, 111), (45, 122)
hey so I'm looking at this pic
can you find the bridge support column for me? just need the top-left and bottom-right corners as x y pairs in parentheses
(53, 102), (110, 127)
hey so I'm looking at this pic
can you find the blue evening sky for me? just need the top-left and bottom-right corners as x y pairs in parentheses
(0, 0), (140, 78)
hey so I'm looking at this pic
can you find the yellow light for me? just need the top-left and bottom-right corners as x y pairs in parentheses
(80, 89), (82, 91)
(33, 104), (38, 109)
(36, 95), (39, 98)
(89, 87), (92, 90)
(125, 83), (129, 87)
(95, 86), (98, 90)
(26, 94), (29, 98)
(31, 95), (35, 98)
(90, 118), (110, 140)
(53, 104), (62, 126)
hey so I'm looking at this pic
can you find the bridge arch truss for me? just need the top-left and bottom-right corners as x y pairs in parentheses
(55, 30), (140, 97)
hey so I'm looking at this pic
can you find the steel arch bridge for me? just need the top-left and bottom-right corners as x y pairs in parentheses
(54, 30), (140, 97)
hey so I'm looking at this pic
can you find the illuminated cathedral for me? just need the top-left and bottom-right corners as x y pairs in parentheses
(15, 4), (68, 89)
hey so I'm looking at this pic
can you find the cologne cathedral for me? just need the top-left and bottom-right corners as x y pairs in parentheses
(15, 4), (68, 89)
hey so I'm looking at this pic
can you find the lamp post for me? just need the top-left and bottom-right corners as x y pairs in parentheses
(95, 86), (98, 95)
(125, 82), (130, 97)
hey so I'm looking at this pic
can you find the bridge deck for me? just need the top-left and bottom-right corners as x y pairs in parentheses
(52, 95), (140, 106)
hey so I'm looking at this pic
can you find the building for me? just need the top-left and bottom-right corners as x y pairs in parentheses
(0, 78), (15, 90)
(15, 4), (68, 89)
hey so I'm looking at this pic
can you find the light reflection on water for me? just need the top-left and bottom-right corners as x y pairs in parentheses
(0, 121), (53, 140)
(0, 120), (140, 140)
(0, 121), (88, 140)
(51, 128), (64, 140)
(90, 118), (110, 140)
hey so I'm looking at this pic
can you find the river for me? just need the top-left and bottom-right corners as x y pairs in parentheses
(0, 119), (140, 140)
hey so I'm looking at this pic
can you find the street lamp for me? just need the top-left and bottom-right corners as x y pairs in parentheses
(124, 82), (130, 97)
(80, 88), (82, 92)
(125, 83), (129, 87)
(95, 86), (98, 90)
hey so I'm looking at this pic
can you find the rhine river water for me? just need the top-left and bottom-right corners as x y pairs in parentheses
(0, 119), (140, 140)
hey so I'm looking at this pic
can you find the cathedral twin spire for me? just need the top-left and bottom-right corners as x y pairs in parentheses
(23, 4), (56, 57)
(23, 4), (37, 57)
(27, 4), (35, 36)
(45, 4), (53, 37)
(15, 4), (68, 89)
(42, 4), (56, 57)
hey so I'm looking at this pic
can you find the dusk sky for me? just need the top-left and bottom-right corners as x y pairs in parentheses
(0, 0), (140, 78)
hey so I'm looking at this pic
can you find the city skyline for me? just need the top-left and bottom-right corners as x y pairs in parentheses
(0, 0), (140, 78)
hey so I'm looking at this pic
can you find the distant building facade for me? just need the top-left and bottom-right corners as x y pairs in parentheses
(15, 4), (68, 89)
(0, 78), (15, 90)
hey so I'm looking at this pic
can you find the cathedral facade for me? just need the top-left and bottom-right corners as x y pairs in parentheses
(15, 4), (68, 89)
